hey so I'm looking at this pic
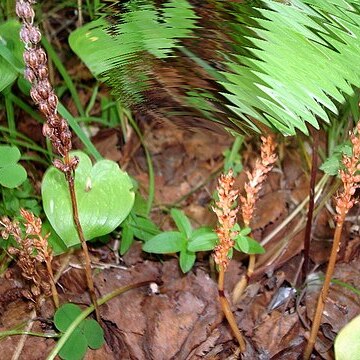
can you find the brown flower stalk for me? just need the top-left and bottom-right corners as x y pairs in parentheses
(0, 210), (58, 308)
(213, 170), (246, 352)
(304, 122), (360, 359)
(16, 0), (100, 321)
(233, 135), (277, 303)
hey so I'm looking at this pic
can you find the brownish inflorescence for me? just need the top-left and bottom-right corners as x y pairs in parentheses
(240, 135), (277, 226)
(213, 169), (239, 270)
(335, 122), (360, 220)
(16, 0), (78, 173)
(0, 210), (57, 307)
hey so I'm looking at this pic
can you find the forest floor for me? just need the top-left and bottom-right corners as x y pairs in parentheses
(1, 115), (360, 360)
(1, 4), (360, 360)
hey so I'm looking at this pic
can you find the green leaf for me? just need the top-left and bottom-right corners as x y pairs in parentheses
(129, 215), (160, 241)
(188, 228), (218, 252)
(170, 208), (192, 238)
(0, 20), (24, 92)
(239, 227), (252, 236)
(42, 220), (69, 256)
(142, 231), (186, 253)
(42, 151), (135, 247)
(120, 222), (134, 255)
(320, 143), (352, 176)
(0, 146), (27, 189)
(58, 327), (88, 360)
(54, 304), (83, 332)
(0, 145), (21, 166)
(179, 248), (196, 273)
(0, 164), (27, 188)
(83, 319), (105, 349)
(335, 314), (360, 360)
(235, 235), (265, 254)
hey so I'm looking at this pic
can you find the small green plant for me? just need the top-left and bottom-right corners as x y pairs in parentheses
(142, 208), (218, 273)
(0, 145), (27, 188)
(53, 303), (104, 360)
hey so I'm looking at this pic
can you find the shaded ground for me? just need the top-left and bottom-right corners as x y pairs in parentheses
(1, 118), (360, 360)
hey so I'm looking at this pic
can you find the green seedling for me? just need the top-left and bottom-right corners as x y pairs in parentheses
(232, 224), (265, 255)
(143, 208), (218, 273)
(42, 150), (134, 247)
(54, 303), (104, 360)
(0, 145), (27, 188)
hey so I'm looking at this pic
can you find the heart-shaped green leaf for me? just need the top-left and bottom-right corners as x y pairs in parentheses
(0, 146), (27, 188)
(42, 151), (135, 247)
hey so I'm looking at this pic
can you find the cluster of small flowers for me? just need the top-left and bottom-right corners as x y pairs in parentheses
(336, 122), (360, 220)
(241, 135), (277, 226)
(16, 0), (78, 173)
(213, 169), (239, 269)
(0, 209), (53, 304)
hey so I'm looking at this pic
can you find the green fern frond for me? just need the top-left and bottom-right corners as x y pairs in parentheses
(69, 0), (360, 136)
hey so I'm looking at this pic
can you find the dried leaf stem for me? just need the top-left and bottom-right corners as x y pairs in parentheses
(16, 0), (99, 321)
(304, 122), (360, 359)
(213, 170), (246, 352)
(233, 136), (277, 303)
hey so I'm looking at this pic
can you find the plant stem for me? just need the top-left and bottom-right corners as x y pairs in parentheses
(232, 238), (256, 303)
(44, 259), (59, 309)
(302, 128), (318, 280)
(218, 265), (246, 352)
(303, 208), (345, 359)
(46, 280), (153, 360)
(65, 165), (100, 323)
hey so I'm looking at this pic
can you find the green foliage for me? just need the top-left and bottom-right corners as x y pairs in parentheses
(320, 142), (352, 176)
(42, 151), (135, 247)
(233, 225), (265, 255)
(223, 135), (244, 176)
(0, 179), (39, 218)
(70, 0), (360, 136)
(335, 314), (360, 360)
(54, 303), (104, 360)
(142, 209), (264, 271)
(120, 211), (160, 255)
(143, 209), (218, 272)
(69, 0), (198, 106)
(0, 145), (27, 188)
(0, 20), (24, 92)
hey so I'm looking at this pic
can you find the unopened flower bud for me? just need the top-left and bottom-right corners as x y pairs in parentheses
(24, 67), (35, 83)
(16, 2), (34, 19)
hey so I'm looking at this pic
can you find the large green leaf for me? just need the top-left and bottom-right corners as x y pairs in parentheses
(335, 314), (360, 360)
(42, 151), (135, 247)
(0, 20), (24, 92)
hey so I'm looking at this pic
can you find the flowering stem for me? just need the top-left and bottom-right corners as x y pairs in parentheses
(66, 170), (100, 322)
(44, 259), (59, 309)
(218, 265), (246, 352)
(303, 210), (345, 359)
